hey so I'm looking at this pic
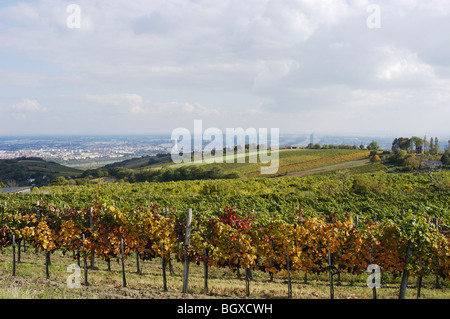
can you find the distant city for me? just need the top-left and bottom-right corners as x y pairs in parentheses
(0, 135), (173, 168)
(0, 134), (448, 169)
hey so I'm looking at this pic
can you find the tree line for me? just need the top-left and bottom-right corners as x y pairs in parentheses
(388, 136), (450, 169)
(72, 165), (239, 185)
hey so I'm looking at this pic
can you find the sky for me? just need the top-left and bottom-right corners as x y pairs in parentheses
(0, 0), (449, 137)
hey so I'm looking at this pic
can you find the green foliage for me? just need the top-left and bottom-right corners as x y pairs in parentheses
(392, 137), (411, 152)
(441, 150), (450, 166)
(367, 140), (379, 150)
(99, 165), (240, 183)
(2, 171), (448, 226)
(370, 154), (381, 163)
(403, 155), (422, 171)
(389, 150), (408, 165)
(350, 176), (385, 195)
(0, 157), (82, 187)
(50, 176), (69, 186)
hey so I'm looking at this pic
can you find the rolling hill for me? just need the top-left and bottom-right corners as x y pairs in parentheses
(80, 148), (378, 183)
(0, 157), (83, 187)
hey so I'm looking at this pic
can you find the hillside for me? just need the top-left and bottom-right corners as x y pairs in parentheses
(145, 148), (372, 177)
(103, 153), (173, 169)
(78, 148), (378, 183)
(0, 157), (82, 187)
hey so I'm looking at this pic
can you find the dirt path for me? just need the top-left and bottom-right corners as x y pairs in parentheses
(284, 158), (372, 177)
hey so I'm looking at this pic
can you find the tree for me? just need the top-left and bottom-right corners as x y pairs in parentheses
(411, 136), (423, 154)
(75, 178), (89, 185)
(434, 137), (439, 154)
(441, 150), (450, 166)
(429, 138), (434, 155)
(392, 137), (410, 153)
(367, 140), (379, 151)
(392, 138), (400, 153)
(400, 138), (412, 151)
(50, 176), (69, 186)
(423, 135), (428, 152)
(0, 181), (5, 188)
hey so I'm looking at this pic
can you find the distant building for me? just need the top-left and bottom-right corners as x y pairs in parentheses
(0, 187), (32, 194)
(310, 133), (314, 145)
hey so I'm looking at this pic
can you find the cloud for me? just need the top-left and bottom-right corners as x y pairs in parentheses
(84, 93), (144, 115)
(0, 0), (449, 135)
(12, 98), (47, 113)
(376, 46), (436, 84)
(154, 102), (220, 117)
(0, 98), (48, 120)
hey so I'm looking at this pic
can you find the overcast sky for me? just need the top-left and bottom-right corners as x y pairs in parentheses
(0, 0), (449, 137)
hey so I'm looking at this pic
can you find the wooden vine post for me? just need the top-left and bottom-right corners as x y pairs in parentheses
(269, 239), (274, 282)
(82, 233), (88, 286)
(89, 207), (95, 269)
(328, 250), (334, 299)
(35, 201), (40, 254)
(399, 243), (412, 299)
(417, 254), (423, 298)
(369, 252), (377, 299)
(136, 250), (141, 275)
(433, 217), (441, 289)
(287, 244), (292, 299)
(162, 208), (169, 291)
(17, 237), (21, 262)
(45, 250), (50, 279)
(12, 235), (16, 276)
(245, 267), (250, 297)
(182, 208), (192, 294)
(121, 238), (127, 288)
(203, 246), (208, 294)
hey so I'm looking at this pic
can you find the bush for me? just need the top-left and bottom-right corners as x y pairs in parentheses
(351, 176), (385, 195)
(370, 155), (381, 163)
(388, 150), (408, 165)
(403, 155), (422, 170)
(50, 176), (69, 186)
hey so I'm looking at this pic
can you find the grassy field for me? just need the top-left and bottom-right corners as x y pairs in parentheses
(1, 246), (448, 299)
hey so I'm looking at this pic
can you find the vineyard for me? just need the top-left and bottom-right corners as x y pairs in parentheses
(0, 170), (449, 299)
(146, 148), (371, 178)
